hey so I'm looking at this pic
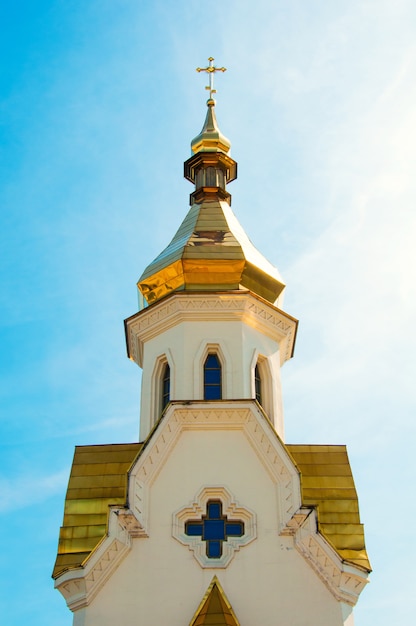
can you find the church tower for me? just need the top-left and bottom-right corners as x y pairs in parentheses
(53, 59), (370, 626)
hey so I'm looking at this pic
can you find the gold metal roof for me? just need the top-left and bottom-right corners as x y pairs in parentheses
(53, 440), (370, 578)
(287, 444), (371, 572)
(137, 99), (285, 307)
(138, 197), (285, 305)
(52, 443), (141, 579)
(189, 576), (240, 626)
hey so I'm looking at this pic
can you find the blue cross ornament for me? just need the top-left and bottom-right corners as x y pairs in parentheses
(185, 500), (244, 558)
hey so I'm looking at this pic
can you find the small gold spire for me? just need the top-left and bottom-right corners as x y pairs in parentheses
(193, 57), (230, 154)
(190, 98), (231, 155)
(196, 56), (226, 99)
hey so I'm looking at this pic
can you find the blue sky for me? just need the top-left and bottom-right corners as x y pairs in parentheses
(1, 1), (415, 624)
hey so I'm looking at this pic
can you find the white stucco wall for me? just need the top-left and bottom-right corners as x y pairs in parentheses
(138, 315), (285, 440)
(78, 426), (346, 626)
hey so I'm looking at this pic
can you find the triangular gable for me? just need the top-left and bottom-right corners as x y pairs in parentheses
(190, 576), (239, 626)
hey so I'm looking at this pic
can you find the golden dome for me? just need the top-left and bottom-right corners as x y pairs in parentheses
(190, 98), (231, 155)
(137, 100), (285, 307)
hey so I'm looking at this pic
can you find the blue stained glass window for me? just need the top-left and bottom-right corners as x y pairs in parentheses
(184, 500), (244, 559)
(208, 541), (221, 558)
(207, 501), (221, 518)
(255, 363), (262, 405)
(161, 363), (170, 413)
(205, 369), (220, 384)
(204, 519), (225, 540)
(225, 523), (244, 536)
(204, 354), (222, 400)
(186, 523), (203, 536)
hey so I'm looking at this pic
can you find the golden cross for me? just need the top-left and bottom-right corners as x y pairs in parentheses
(196, 57), (226, 99)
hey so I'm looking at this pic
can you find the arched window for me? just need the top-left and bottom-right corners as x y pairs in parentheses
(255, 363), (262, 405)
(204, 353), (222, 400)
(161, 363), (170, 411)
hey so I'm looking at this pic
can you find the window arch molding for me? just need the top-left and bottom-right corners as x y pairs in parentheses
(194, 341), (232, 400)
(150, 350), (175, 425)
(250, 351), (273, 420)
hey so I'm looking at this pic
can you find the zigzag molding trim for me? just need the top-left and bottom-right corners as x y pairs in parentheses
(55, 509), (140, 611)
(129, 402), (300, 537)
(287, 509), (369, 606)
(126, 292), (296, 366)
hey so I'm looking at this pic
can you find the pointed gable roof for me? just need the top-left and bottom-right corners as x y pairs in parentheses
(190, 576), (240, 626)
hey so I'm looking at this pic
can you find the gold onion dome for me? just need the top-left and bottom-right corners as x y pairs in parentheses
(137, 98), (285, 307)
(190, 98), (231, 154)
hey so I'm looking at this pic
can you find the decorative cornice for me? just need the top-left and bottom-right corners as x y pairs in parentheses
(125, 292), (297, 368)
(54, 509), (140, 611)
(280, 507), (312, 535)
(117, 509), (148, 538)
(284, 509), (369, 606)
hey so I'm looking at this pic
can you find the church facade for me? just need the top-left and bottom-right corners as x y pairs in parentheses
(53, 71), (370, 625)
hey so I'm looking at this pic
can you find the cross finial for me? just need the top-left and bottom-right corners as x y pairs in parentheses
(196, 57), (226, 99)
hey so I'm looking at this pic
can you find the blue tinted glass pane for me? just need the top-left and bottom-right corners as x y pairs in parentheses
(204, 385), (221, 400)
(204, 354), (221, 400)
(204, 369), (221, 384)
(225, 522), (244, 536)
(163, 381), (170, 400)
(185, 524), (203, 536)
(207, 540), (221, 558)
(203, 520), (225, 541)
(255, 364), (261, 403)
(207, 502), (221, 518)
(205, 354), (220, 368)
(162, 364), (170, 409)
